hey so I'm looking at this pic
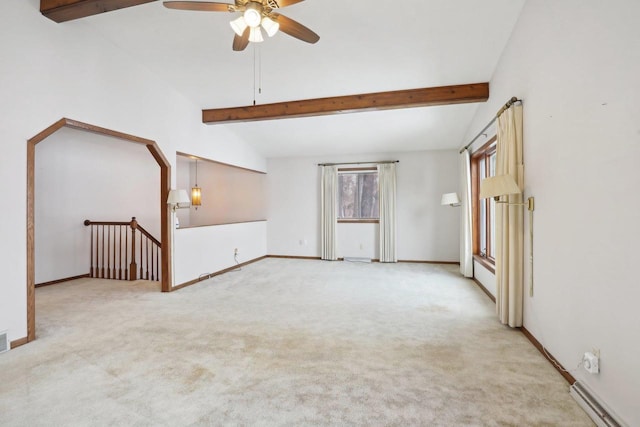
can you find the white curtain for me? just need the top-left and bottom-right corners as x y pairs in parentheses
(495, 104), (524, 327)
(459, 150), (473, 277)
(320, 166), (338, 261)
(378, 163), (397, 263)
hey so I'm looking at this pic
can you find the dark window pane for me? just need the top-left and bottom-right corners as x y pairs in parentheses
(359, 173), (378, 218)
(338, 174), (357, 218)
(338, 172), (379, 219)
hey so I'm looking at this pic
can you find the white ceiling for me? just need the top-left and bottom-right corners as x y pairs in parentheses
(73, 0), (525, 158)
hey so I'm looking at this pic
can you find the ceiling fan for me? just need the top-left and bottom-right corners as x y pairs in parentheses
(163, 0), (320, 51)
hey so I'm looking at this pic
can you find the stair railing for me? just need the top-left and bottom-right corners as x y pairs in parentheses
(83, 217), (161, 281)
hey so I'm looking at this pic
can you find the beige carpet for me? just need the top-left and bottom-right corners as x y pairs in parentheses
(0, 259), (593, 426)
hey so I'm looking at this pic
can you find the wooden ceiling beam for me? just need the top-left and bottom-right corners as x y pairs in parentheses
(202, 82), (489, 124)
(41, 0), (156, 23)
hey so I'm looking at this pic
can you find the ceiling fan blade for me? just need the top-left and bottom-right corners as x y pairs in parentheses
(267, 0), (305, 8)
(163, 1), (233, 12)
(233, 27), (250, 51)
(274, 13), (319, 44)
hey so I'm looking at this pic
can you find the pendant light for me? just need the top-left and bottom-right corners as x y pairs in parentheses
(191, 159), (202, 209)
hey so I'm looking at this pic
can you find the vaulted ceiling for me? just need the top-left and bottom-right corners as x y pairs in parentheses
(51, 0), (525, 158)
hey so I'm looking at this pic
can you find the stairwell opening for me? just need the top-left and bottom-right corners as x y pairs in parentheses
(26, 118), (172, 343)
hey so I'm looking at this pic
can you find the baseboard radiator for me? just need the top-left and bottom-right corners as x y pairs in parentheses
(569, 381), (626, 427)
(344, 257), (372, 263)
(0, 331), (8, 353)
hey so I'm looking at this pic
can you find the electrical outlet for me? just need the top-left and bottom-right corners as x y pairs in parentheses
(583, 352), (599, 374)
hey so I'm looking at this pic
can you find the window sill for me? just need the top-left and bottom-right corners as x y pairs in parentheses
(473, 254), (495, 274)
(337, 219), (380, 224)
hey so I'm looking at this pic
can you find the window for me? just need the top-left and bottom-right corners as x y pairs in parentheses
(472, 137), (497, 267)
(338, 168), (379, 222)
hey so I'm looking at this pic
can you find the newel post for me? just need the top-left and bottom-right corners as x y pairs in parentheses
(129, 217), (138, 281)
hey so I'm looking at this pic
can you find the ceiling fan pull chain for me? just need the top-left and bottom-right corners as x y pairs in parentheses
(252, 44), (263, 105)
(258, 45), (262, 95)
(253, 44), (257, 105)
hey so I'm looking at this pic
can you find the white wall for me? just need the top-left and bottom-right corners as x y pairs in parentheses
(35, 128), (160, 284)
(174, 221), (267, 285)
(0, 1), (266, 344)
(338, 223), (378, 260)
(461, 1), (640, 424)
(267, 150), (460, 261)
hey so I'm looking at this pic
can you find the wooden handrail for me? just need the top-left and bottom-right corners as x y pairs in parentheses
(84, 218), (161, 247)
(84, 217), (161, 282)
(136, 224), (161, 247)
(84, 220), (130, 226)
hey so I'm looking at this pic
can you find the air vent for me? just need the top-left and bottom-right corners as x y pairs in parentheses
(0, 331), (8, 354)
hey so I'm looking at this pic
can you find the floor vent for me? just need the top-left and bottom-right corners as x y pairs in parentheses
(344, 257), (371, 263)
(569, 381), (625, 427)
(0, 331), (8, 354)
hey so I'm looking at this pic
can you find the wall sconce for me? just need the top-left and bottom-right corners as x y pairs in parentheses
(167, 189), (190, 212)
(441, 192), (461, 207)
(480, 174), (534, 211)
(192, 159), (202, 209)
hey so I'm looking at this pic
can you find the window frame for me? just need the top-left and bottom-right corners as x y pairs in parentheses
(471, 136), (497, 272)
(337, 167), (380, 224)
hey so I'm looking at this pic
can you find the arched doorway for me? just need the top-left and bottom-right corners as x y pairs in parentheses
(26, 118), (172, 343)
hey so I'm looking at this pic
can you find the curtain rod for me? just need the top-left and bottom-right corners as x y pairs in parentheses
(459, 96), (522, 154)
(317, 160), (399, 166)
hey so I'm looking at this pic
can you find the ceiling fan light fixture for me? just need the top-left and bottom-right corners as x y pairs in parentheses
(249, 26), (264, 43)
(164, 0), (319, 51)
(261, 16), (279, 37)
(230, 16), (248, 37)
(243, 3), (262, 28)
